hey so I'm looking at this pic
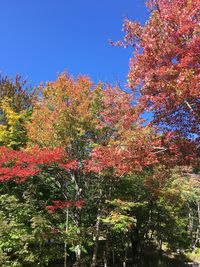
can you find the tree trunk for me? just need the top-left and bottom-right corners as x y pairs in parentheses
(103, 251), (108, 267)
(91, 190), (103, 267)
(103, 240), (108, 267)
(112, 250), (116, 267)
(75, 244), (82, 267)
(64, 208), (69, 267)
(91, 211), (101, 267)
(123, 243), (128, 267)
(131, 228), (139, 266)
(194, 201), (200, 248)
(71, 173), (83, 267)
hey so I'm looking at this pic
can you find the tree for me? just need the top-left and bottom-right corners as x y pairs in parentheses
(26, 73), (95, 149)
(0, 98), (30, 149)
(0, 75), (37, 149)
(119, 0), (199, 140)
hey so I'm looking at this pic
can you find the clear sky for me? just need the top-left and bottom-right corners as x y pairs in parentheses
(0, 0), (148, 86)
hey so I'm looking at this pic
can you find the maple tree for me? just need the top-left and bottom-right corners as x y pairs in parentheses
(26, 73), (95, 148)
(85, 86), (196, 176)
(119, 0), (199, 140)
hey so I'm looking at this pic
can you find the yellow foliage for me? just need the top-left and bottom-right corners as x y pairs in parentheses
(1, 98), (24, 125)
(0, 98), (27, 148)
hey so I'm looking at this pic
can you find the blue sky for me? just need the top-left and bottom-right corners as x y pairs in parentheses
(0, 0), (148, 86)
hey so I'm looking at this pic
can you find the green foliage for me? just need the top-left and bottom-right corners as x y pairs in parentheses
(0, 181), (63, 267)
(186, 248), (200, 262)
(102, 211), (136, 233)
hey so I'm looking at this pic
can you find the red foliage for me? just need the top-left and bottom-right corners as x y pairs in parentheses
(0, 147), (40, 183)
(84, 129), (197, 176)
(74, 200), (85, 209)
(59, 160), (79, 171)
(0, 146), (78, 183)
(46, 200), (85, 213)
(120, 0), (199, 139)
(98, 86), (138, 130)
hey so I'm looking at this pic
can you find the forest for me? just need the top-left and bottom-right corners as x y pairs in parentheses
(0, 0), (199, 266)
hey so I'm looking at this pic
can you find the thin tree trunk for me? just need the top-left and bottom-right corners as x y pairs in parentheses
(64, 208), (69, 267)
(104, 239), (109, 267)
(91, 190), (103, 267)
(103, 251), (108, 267)
(75, 244), (82, 267)
(131, 228), (139, 266)
(70, 173), (83, 267)
(194, 201), (200, 248)
(123, 244), (128, 267)
(74, 214), (82, 267)
(91, 209), (102, 267)
(112, 250), (116, 267)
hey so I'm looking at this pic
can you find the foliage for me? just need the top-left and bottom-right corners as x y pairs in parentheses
(26, 73), (96, 149)
(0, 98), (30, 149)
(0, 1), (199, 265)
(0, 75), (36, 112)
(0, 75), (37, 149)
(0, 146), (73, 183)
(119, 0), (199, 140)
(0, 193), (62, 267)
(0, 70), (199, 265)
